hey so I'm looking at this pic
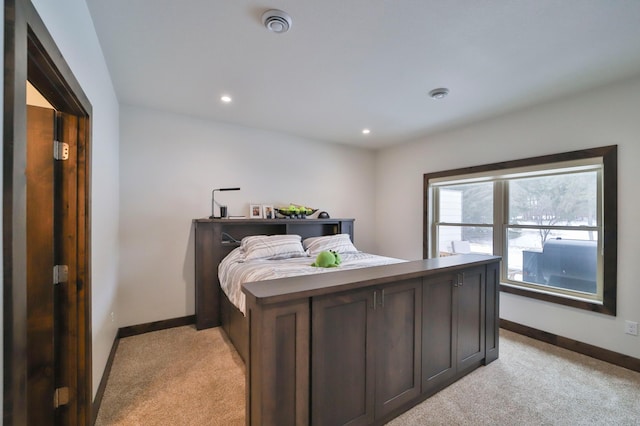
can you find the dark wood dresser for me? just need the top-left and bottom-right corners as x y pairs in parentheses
(243, 254), (500, 425)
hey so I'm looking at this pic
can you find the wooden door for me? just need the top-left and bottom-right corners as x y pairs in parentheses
(27, 105), (58, 425)
(312, 288), (375, 426)
(456, 266), (486, 372)
(55, 111), (80, 426)
(375, 279), (422, 417)
(26, 105), (81, 425)
(422, 272), (457, 395)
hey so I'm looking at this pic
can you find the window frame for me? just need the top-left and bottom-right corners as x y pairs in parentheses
(423, 146), (617, 316)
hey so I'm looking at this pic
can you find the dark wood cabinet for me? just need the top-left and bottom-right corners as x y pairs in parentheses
(311, 279), (422, 425)
(244, 255), (501, 426)
(422, 265), (486, 395)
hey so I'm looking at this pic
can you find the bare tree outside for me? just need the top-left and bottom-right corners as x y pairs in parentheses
(508, 172), (598, 246)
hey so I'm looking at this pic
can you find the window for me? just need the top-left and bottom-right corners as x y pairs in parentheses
(424, 146), (617, 315)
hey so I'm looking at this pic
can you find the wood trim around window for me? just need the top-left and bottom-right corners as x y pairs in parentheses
(423, 145), (617, 316)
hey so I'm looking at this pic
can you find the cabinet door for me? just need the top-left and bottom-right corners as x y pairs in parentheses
(422, 273), (457, 395)
(376, 279), (422, 417)
(456, 266), (486, 372)
(312, 289), (375, 426)
(484, 261), (500, 364)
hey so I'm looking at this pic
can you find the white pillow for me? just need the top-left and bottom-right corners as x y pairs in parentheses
(303, 234), (359, 255)
(241, 234), (307, 260)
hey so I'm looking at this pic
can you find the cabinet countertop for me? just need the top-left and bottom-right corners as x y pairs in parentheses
(243, 254), (500, 306)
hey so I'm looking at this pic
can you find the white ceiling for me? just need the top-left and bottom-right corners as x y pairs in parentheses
(86, 0), (640, 149)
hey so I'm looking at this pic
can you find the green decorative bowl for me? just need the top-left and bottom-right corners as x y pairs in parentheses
(277, 207), (317, 217)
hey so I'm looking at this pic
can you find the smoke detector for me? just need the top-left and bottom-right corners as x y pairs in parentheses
(429, 88), (450, 100)
(262, 9), (292, 34)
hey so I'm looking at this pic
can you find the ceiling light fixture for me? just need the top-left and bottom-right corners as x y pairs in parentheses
(220, 95), (232, 103)
(428, 88), (449, 100)
(262, 9), (292, 34)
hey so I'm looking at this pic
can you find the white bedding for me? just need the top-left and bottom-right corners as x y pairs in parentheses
(219, 247), (406, 315)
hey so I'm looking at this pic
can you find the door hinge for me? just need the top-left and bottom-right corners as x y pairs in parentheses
(54, 265), (69, 285)
(54, 387), (70, 408)
(54, 140), (69, 161)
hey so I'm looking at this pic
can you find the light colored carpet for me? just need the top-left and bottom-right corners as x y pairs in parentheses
(389, 330), (640, 426)
(95, 326), (245, 426)
(96, 326), (640, 425)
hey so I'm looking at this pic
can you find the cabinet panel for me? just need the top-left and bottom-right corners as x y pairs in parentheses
(312, 280), (422, 424)
(312, 289), (375, 426)
(456, 267), (485, 370)
(423, 266), (488, 396)
(195, 221), (221, 328)
(422, 273), (456, 394)
(376, 280), (422, 417)
(484, 261), (500, 364)
(247, 300), (309, 426)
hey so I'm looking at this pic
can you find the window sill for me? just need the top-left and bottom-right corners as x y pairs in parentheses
(499, 282), (615, 316)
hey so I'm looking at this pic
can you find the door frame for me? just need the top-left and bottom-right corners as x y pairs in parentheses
(3, 0), (92, 424)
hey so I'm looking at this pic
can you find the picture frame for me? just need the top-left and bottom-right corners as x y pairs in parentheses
(262, 205), (275, 219)
(249, 204), (263, 219)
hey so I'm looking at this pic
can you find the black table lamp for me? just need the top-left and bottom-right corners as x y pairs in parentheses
(210, 187), (240, 218)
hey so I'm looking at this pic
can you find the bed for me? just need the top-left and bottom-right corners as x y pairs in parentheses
(218, 235), (405, 360)
(193, 218), (500, 425)
(220, 243), (407, 316)
(194, 217), (360, 360)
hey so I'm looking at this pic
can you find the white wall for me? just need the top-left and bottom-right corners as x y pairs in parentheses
(31, 0), (120, 398)
(376, 74), (640, 359)
(118, 105), (376, 326)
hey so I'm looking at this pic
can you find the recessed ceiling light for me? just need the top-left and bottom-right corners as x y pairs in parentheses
(428, 88), (449, 100)
(221, 95), (232, 103)
(362, 129), (371, 135)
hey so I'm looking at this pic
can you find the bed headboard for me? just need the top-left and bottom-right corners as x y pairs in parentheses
(193, 218), (355, 329)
